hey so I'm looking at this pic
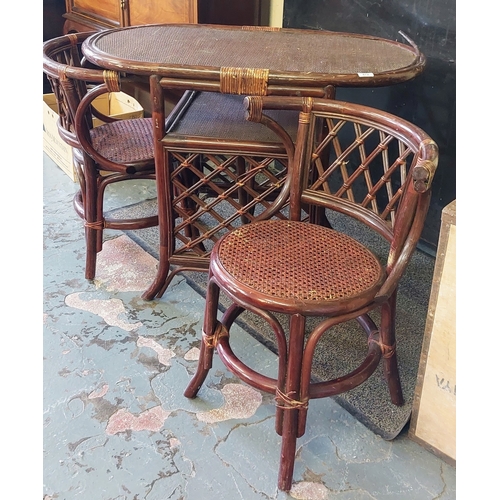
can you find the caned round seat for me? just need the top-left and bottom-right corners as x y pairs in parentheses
(88, 118), (154, 169)
(212, 219), (385, 315)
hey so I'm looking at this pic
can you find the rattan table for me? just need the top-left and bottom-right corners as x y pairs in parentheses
(82, 23), (425, 96)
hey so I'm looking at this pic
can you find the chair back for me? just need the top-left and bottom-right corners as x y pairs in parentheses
(43, 33), (147, 174)
(245, 96), (438, 300)
(43, 32), (105, 149)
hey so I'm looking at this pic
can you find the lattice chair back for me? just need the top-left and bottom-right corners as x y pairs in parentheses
(246, 96), (438, 300)
(43, 32), (102, 149)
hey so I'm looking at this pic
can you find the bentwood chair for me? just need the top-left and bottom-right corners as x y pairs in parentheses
(142, 77), (308, 300)
(43, 32), (159, 280)
(184, 95), (438, 491)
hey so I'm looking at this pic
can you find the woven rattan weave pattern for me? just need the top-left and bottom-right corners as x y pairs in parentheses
(82, 24), (425, 90)
(217, 219), (384, 301)
(89, 118), (154, 163)
(170, 92), (299, 141)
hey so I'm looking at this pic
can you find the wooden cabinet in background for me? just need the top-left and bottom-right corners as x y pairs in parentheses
(63, 0), (261, 33)
(129, 0), (198, 26)
(64, 0), (125, 31)
(62, 0), (263, 115)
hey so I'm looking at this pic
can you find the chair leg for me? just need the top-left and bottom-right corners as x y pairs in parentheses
(84, 229), (98, 280)
(95, 174), (107, 255)
(83, 160), (99, 280)
(380, 293), (404, 406)
(184, 276), (220, 398)
(277, 313), (306, 491)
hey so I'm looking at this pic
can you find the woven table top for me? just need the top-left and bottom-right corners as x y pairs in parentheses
(83, 24), (425, 88)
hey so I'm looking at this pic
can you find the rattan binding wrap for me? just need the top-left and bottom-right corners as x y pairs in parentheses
(241, 25), (281, 31)
(103, 70), (120, 93)
(220, 67), (269, 95)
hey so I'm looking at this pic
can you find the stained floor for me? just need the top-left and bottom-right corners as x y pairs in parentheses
(43, 153), (456, 499)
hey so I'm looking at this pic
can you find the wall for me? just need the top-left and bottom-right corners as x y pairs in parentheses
(282, 0), (456, 251)
(269, 0), (284, 26)
(43, 0), (66, 93)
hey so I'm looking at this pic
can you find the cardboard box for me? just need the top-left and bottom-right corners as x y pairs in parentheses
(91, 92), (144, 127)
(43, 92), (144, 182)
(409, 200), (456, 466)
(43, 93), (76, 181)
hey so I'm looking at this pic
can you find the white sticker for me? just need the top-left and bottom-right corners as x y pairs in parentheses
(358, 72), (375, 77)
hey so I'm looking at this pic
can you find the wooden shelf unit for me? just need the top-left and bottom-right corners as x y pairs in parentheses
(63, 0), (262, 33)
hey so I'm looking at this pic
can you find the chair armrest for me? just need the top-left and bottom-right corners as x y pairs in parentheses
(412, 139), (438, 193)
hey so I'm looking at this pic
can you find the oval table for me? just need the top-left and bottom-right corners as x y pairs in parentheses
(82, 23), (425, 96)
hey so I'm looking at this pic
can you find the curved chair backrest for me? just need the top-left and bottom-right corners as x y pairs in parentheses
(43, 32), (104, 149)
(43, 33), (146, 174)
(245, 95), (438, 299)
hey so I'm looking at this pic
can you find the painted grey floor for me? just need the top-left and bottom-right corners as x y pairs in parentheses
(43, 153), (456, 499)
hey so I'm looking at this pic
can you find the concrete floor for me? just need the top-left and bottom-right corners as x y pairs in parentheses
(43, 153), (456, 499)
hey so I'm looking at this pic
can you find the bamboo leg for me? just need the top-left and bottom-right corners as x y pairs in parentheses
(142, 245), (172, 300)
(380, 293), (404, 406)
(83, 157), (99, 280)
(142, 147), (174, 300)
(184, 276), (220, 398)
(277, 313), (306, 491)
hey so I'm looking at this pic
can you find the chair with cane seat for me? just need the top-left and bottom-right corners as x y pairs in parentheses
(184, 95), (438, 491)
(43, 32), (159, 280)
